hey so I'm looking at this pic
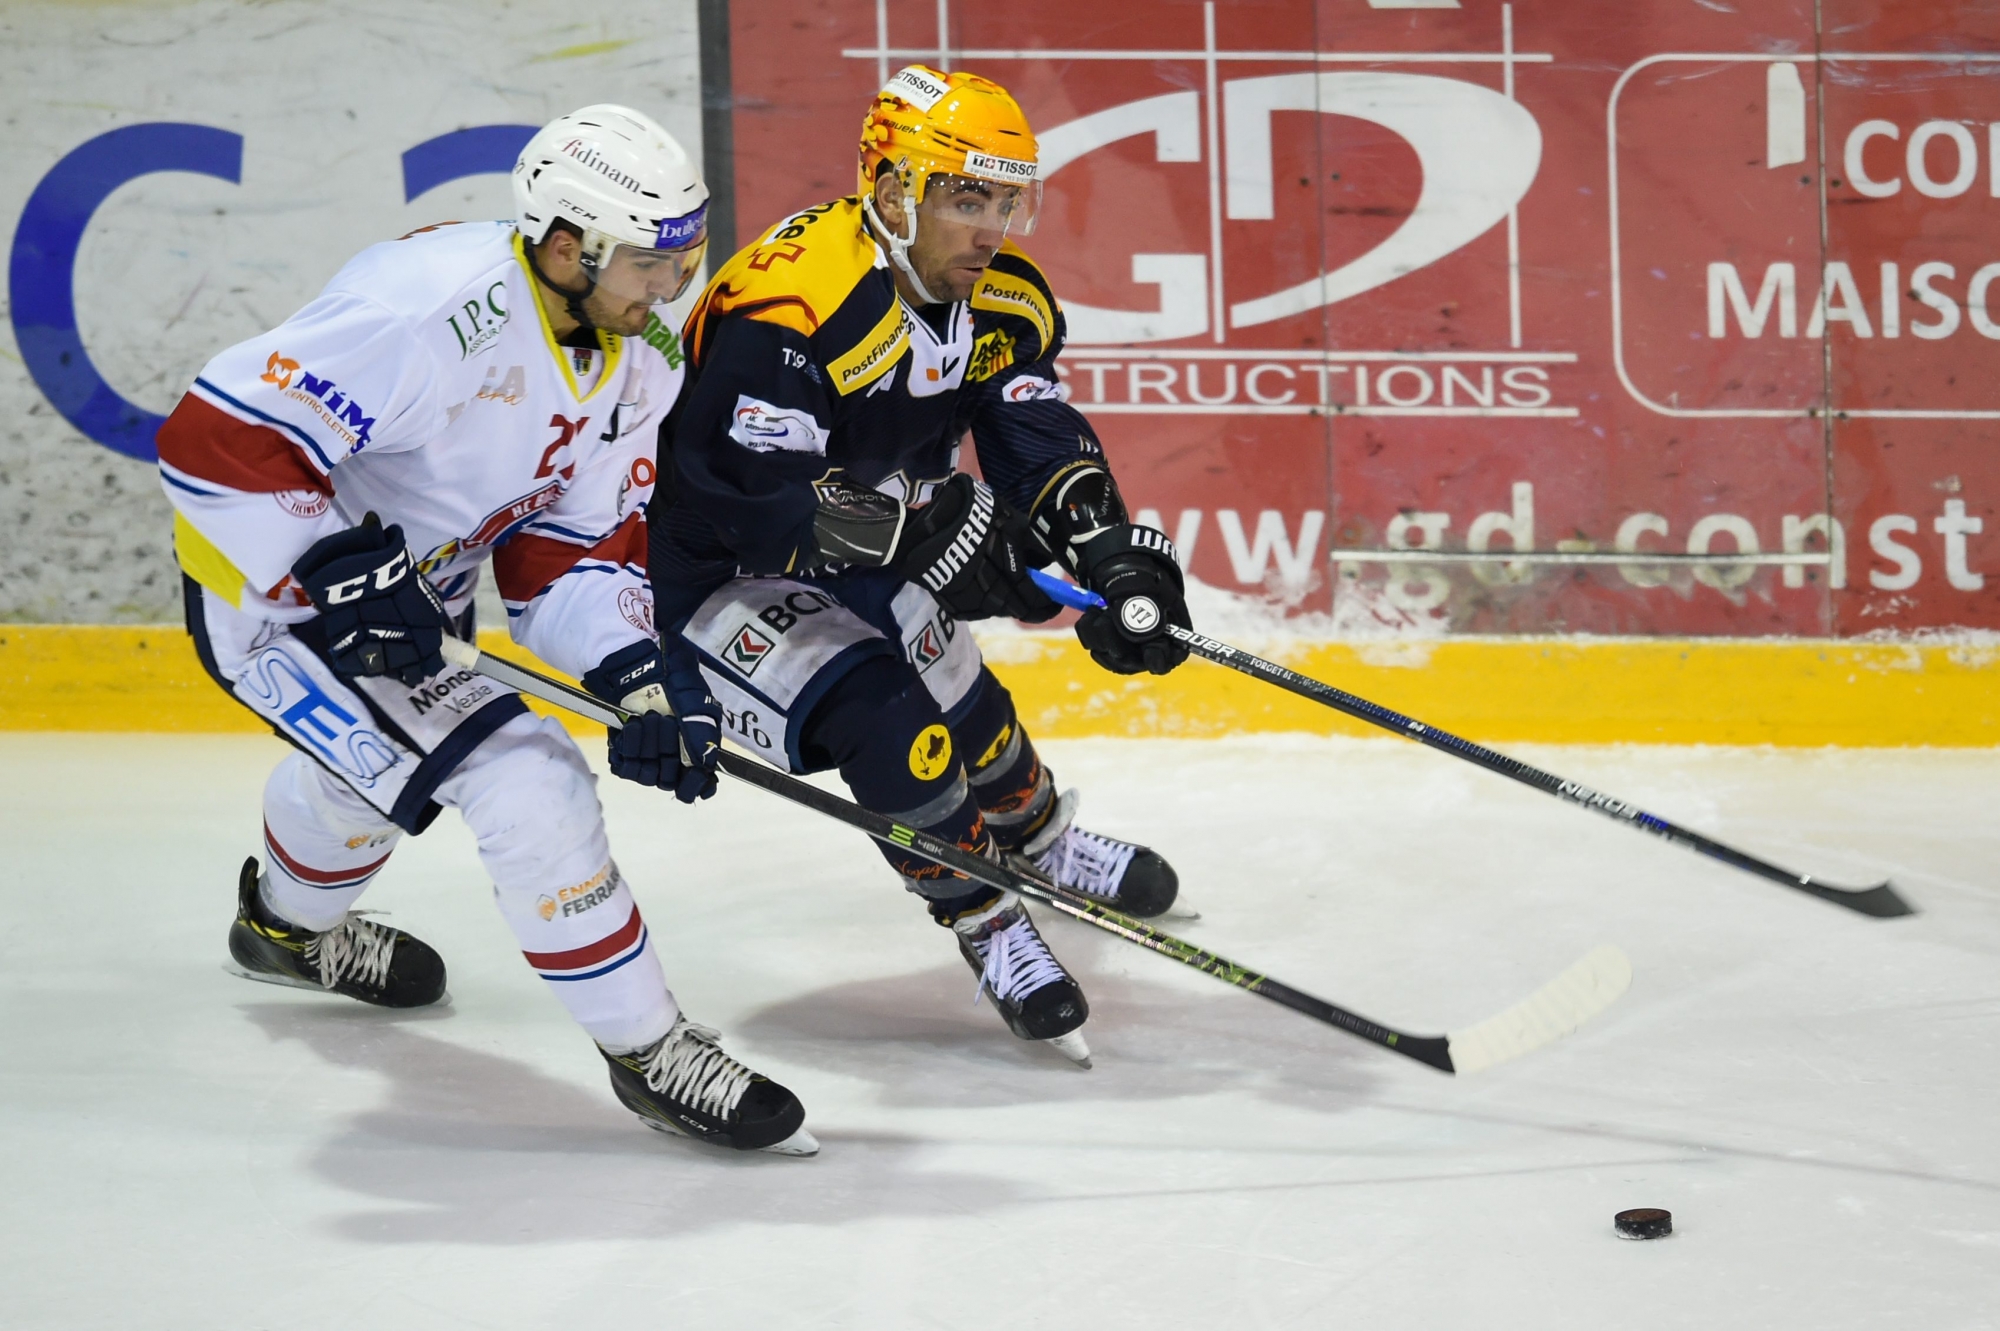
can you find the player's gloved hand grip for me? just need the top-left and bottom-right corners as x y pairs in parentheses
(1072, 525), (1191, 676)
(292, 512), (449, 686)
(889, 473), (1061, 623)
(582, 638), (722, 804)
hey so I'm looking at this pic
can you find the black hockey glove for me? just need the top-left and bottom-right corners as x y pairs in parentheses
(888, 473), (1061, 623)
(581, 637), (721, 804)
(1028, 466), (1189, 676)
(1072, 526), (1192, 675)
(292, 513), (448, 686)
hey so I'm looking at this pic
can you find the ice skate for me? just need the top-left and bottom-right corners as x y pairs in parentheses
(1010, 790), (1189, 919)
(601, 1014), (817, 1156)
(951, 891), (1092, 1067)
(226, 857), (447, 1008)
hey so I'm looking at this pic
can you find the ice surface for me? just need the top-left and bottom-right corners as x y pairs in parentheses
(4, 732), (1998, 1329)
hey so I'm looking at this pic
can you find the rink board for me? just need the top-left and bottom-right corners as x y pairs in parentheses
(4, 624), (1996, 747)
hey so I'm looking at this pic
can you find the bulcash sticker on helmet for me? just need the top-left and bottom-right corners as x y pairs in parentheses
(963, 151), (1038, 185)
(654, 202), (708, 250)
(885, 65), (950, 110)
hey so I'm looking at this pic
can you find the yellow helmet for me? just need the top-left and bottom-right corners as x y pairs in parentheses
(858, 66), (1042, 301)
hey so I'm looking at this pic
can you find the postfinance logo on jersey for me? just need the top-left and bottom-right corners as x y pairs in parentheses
(830, 302), (913, 395)
(259, 350), (376, 453)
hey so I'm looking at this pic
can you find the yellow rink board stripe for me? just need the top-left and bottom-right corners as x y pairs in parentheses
(2, 624), (1996, 746)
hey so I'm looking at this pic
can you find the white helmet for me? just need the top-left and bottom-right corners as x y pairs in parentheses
(513, 105), (710, 315)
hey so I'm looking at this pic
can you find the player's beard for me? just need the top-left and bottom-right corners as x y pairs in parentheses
(583, 288), (657, 337)
(919, 246), (997, 303)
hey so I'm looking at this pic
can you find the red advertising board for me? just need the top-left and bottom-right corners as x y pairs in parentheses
(727, 0), (2000, 636)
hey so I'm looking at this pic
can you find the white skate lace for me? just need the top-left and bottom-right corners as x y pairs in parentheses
(303, 914), (398, 991)
(1033, 825), (1138, 901)
(638, 1017), (754, 1119)
(968, 911), (1069, 1007)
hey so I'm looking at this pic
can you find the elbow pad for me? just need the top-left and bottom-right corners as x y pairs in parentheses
(808, 473), (908, 567)
(1031, 464), (1129, 575)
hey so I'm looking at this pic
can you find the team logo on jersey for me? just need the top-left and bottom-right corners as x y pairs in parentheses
(1002, 374), (1067, 404)
(968, 329), (1016, 382)
(728, 395), (828, 455)
(273, 488), (330, 518)
(445, 281), (510, 359)
(724, 622), (777, 675)
(909, 724), (953, 781)
(618, 586), (655, 638)
(259, 350), (377, 453)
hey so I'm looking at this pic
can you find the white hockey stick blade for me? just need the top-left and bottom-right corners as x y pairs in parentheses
(1445, 945), (1632, 1077)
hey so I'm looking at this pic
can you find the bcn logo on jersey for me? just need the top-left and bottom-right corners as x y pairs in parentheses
(259, 349), (377, 452)
(728, 395), (828, 455)
(725, 621), (776, 674)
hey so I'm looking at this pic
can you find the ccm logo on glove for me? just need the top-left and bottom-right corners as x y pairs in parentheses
(320, 548), (413, 605)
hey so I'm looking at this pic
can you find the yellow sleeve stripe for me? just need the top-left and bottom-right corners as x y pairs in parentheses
(827, 299), (912, 395)
(173, 511), (247, 608)
(971, 268), (1054, 353)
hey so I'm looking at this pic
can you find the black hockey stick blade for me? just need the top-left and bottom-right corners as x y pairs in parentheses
(1022, 572), (1910, 920)
(442, 639), (1628, 1075)
(1164, 625), (1916, 920)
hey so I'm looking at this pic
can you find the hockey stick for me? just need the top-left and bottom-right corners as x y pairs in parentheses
(1026, 570), (1912, 919)
(440, 638), (1629, 1076)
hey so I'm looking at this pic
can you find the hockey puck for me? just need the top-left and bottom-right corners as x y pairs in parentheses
(1614, 1208), (1673, 1240)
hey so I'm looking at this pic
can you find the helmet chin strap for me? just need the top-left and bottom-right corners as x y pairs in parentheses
(862, 193), (942, 306)
(523, 237), (601, 334)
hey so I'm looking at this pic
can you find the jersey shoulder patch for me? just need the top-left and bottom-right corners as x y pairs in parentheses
(693, 198), (879, 345)
(971, 242), (1059, 364)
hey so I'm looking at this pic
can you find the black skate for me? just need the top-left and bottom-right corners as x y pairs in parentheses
(1009, 790), (1185, 919)
(952, 891), (1092, 1066)
(226, 857), (447, 1008)
(601, 1015), (817, 1156)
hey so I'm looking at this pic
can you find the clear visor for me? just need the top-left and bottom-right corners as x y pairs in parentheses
(585, 235), (709, 308)
(917, 172), (1042, 237)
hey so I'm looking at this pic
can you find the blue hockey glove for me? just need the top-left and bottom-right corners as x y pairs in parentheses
(292, 512), (448, 686)
(582, 637), (721, 804)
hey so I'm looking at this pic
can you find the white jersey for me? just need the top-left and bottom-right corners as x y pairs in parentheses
(158, 220), (684, 679)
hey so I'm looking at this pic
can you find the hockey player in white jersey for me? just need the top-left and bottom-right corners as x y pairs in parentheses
(156, 106), (815, 1156)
